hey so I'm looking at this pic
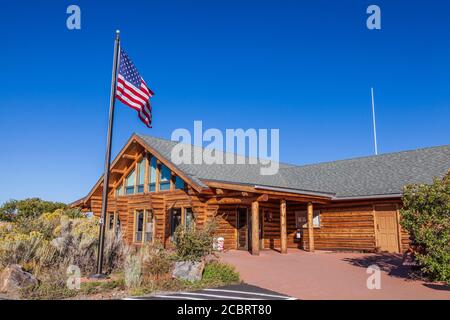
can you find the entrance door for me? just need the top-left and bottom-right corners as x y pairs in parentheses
(237, 208), (248, 250)
(376, 211), (400, 253)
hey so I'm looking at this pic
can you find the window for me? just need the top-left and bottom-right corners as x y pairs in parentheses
(136, 158), (145, 193)
(170, 208), (182, 239)
(107, 212), (115, 231)
(107, 212), (121, 234)
(295, 210), (320, 228)
(175, 176), (185, 190)
(116, 185), (123, 196)
(135, 210), (144, 242)
(148, 157), (157, 192)
(134, 210), (154, 244)
(125, 169), (136, 195)
(159, 165), (171, 191)
(185, 208), (195, 229)
(144, 210), (154, 242)
(170, 207), (194, 239)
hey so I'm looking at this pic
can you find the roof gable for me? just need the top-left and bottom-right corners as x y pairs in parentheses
(137, 134), (450, 199)
(80, 134), (450, 205)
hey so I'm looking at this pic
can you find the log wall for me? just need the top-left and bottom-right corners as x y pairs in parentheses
(91, 194), (409, 253)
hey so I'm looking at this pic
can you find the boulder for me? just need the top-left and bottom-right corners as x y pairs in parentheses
(172, 261), (205, 282)
(0, 265), (38, 297)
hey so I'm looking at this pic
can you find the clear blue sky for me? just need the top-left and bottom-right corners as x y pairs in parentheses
(0, 0), (449, 204)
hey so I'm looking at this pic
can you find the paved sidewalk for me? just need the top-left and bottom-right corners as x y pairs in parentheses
(220, 250), (450, 300)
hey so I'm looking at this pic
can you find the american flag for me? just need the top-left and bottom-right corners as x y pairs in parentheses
(116, 48), (154, 128)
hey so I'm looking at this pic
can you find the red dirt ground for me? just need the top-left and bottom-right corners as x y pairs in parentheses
(220, 250), (450, 300)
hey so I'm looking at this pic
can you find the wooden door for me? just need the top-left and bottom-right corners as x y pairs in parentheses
(376, 211), (400, 253)
(237, 208), (248, 250)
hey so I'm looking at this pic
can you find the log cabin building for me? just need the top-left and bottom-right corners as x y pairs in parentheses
(73, 134), (450, 255)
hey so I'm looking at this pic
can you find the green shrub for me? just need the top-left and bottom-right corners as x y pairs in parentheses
(141, 242), (175, 279)
(401, 174), (450, 283)
(174, 220), (217, 262)
(0, 198), (68, 220)
(202, 262), (240, 285)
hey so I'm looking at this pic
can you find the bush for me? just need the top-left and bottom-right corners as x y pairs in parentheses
(124, 254), (142, 289)
(0, 209), (128, 282)
(202, 262), (240, 285)
(21, 265), (78, 300)
(0, 198), (68, 220)
(173, 220), (217, 262)
(400, 174), (450, 283)
(141, 242), (175, 280)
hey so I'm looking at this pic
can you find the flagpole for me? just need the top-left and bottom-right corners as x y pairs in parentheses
(371, 87), (378, 155)
(93, 30), (121, 278)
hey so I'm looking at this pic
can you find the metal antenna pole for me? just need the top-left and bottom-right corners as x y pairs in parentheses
(371, 87), (378, 155)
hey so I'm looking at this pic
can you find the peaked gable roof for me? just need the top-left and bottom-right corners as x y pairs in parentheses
(137, 134), (450, 199)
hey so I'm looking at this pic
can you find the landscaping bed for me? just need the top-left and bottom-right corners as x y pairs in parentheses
(0, 204), (240, 300)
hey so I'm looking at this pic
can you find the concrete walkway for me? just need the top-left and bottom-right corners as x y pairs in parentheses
(220, 250), (450, 300)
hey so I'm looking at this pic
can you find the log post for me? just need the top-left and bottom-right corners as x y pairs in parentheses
(144, 153), (149, 193)
(307, 202), (315, 252)
(251, 200), (260, 255)
(280, 199), (287, 254)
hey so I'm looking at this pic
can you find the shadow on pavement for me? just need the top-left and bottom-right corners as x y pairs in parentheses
(341, 253), (414, 280)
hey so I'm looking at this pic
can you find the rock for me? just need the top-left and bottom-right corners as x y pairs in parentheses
(172, 261), (205, 282)
(0, 265), (38, 297)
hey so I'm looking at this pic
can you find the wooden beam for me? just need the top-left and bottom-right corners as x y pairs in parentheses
(202, 180), (331, 204)
(134, 162), (138, 193)
(144, 154), (149, 193)
(155, 160), (161, 192)
(280, 199), (287, 254)
(256, 194), (269, 202)
(307, 202), (315, 252)
(203, 191), (254, 199)
(111, 169), (125, 174)
(251, 200), (260, 255)
(122, 154), (136, 160)
(170, 172), (175, 191)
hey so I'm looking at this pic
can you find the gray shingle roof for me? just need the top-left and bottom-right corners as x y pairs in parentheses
(137, 134), (450, 199)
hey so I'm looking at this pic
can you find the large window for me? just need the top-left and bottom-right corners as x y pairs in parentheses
(175, 176), (185, 190)
(125, 169), (136, 195)
(159, 165), (171, 191)
(136, 158), (145, 194)
(148, 157), (157, 192)
(115, 154), (187, 195)
(134, 210), (154, 244)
